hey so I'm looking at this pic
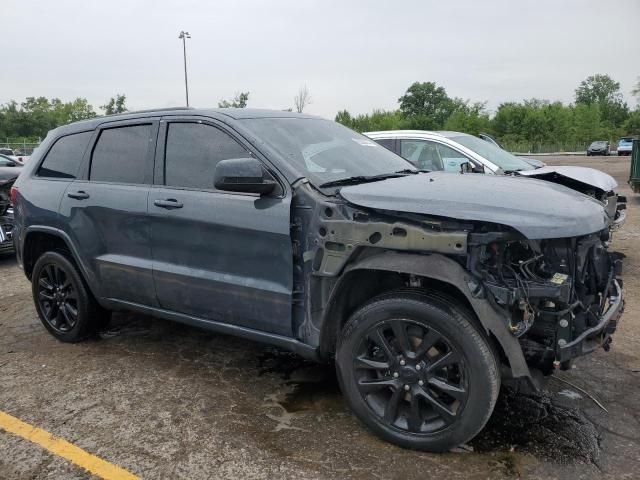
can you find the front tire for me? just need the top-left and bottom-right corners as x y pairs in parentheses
(336, 290), (499, 452)
(32, 251), (109, 342)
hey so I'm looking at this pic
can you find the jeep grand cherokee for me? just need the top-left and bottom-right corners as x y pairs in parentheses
(11, 108), (624, 451)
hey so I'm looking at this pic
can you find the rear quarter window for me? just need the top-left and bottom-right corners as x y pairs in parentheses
(37, 131), (92, 179)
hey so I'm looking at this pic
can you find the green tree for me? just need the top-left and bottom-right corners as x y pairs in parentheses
(335, 110), (353, 128)
(398, 82), (454, 129)
(631, 76), (640, 100)
(335, 109), (405, 132)
(218, 92), (249, 108)
(624, 108), (640, 136)
(575, 74), (629, 128)
(571, 103), (601, 143)
(101, 94), (127, 115)
(0, 97), (97, 139)
(575, 74), (622, 105)
(444, 101), (491, 135)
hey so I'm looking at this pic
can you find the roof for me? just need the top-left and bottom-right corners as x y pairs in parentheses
(55, 107), (321, 134)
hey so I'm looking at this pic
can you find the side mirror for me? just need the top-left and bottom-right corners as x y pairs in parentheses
(214, 158), (276, 195)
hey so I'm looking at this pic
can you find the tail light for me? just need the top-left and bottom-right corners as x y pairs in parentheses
(9, 186), (18, 205)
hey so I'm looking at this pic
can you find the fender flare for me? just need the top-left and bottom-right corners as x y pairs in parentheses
(327, 251), (531, 380)
(22, 225), (100, 297)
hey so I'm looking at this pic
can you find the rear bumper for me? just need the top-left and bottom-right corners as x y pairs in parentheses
(557, 280), (624, 362)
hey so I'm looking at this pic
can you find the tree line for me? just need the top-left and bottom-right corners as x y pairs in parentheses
(0, 94), (127, 143)
(2, 75), (639, 152)
(0, 84), (313, 144)
(335, 74), (640, 152)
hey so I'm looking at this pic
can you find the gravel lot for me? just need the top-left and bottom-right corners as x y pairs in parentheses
(1, 155), (639, 479)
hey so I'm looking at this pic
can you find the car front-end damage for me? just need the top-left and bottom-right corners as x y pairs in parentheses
(517, 166), (627, 233)
(468, 228), (624, 376)
(0, 177), (16, 254)
(299, 172), (625, 390)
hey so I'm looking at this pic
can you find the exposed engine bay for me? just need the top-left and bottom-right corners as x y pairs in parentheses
(470, 229), (624, 374)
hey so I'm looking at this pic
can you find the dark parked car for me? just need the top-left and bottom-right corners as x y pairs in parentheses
(0, 155), (22, 254)
(587, 140), (610, 156)
(12, 109), (624, 452)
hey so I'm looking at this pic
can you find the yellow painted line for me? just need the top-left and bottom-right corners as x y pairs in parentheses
(0, 410), (139, 480)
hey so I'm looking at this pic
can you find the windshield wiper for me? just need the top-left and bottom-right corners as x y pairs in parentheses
(319, 171), (417, 188)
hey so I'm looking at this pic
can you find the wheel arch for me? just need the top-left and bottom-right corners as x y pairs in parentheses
(22, 227), (98, 297)
(318, 251), (531, 381)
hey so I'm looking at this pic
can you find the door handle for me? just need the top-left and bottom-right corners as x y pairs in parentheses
(154, 198), (183, 209)
(67, 191), (90, 200)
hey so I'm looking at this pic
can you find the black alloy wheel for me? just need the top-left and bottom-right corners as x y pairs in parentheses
(32, 251), (109, 341)
(36, 262), (79, 333)
(353, 319), (467, 434)
(337, 290), (500, 452)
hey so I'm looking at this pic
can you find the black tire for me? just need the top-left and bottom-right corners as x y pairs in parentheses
(32, 251), (110, 342)
(586, 152), (591, 156)
(336, 290), (499, 452)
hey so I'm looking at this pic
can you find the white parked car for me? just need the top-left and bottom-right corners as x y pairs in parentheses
(365, 130), (625, 230)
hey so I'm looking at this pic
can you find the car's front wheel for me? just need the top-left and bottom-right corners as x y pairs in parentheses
(336, 290), (499, 452)
(32, 251), (109, 342)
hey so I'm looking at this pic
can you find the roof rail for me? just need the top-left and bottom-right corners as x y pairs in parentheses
(105, 106), (193, 117)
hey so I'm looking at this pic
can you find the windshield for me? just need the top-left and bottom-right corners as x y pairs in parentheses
(240, 118), (415, 187)
(591, 141), (606, 147)
(449, 135), (534, 171)
(619, 138), (633, 145)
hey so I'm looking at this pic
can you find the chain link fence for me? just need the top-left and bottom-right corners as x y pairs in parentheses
(502, 141), (590, 154)
(1, 140), (41, 155)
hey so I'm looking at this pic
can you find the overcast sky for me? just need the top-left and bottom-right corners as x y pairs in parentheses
(3, 0), (639, 118)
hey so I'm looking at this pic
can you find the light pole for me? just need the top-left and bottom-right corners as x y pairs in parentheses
(178, 30), (191, 106)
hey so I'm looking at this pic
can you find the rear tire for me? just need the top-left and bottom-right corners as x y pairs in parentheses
(32, 251), (110, 342)
(336, 290), (499, 452)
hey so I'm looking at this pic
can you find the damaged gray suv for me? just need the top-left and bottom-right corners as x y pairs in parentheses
(12, 109), (624, 452)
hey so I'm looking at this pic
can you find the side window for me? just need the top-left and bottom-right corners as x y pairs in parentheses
(400, 140), (444, 171)
(164, 122), (250, 190)
(374, 138), (395, 152)
(436, 144), (471, 172)
(90, 124), (152, 184)
(37, 131), (92, 179)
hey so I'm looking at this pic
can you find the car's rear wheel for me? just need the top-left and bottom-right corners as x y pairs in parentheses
(32, 251), (109, 342)
(336, 290), (499, 452)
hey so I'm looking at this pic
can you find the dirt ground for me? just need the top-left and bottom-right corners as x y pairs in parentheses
(1, 155), (639, 479)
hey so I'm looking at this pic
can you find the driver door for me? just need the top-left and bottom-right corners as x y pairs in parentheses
(149, 118), (294, 336)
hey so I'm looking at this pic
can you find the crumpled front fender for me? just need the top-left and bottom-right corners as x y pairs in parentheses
(333, 251), (532, 381)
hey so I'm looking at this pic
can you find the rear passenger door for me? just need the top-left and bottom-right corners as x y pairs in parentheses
(149, 117), (294, 336)
(59, 119), (159, 306)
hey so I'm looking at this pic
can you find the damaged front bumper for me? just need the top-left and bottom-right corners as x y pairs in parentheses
(557, 280), (624, 363)
(0, 207), (15, 254)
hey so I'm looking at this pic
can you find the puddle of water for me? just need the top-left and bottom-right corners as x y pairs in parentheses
(258, 348), (344, 414)
(471, 388), (601, 465)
